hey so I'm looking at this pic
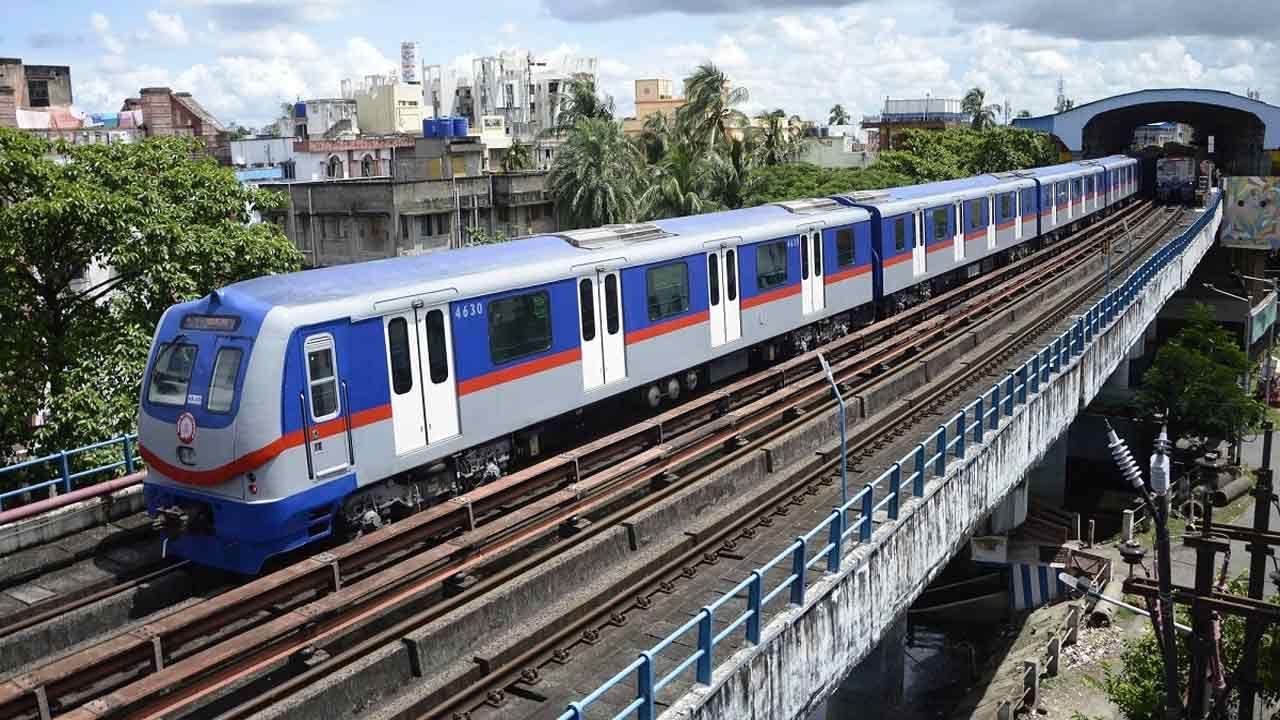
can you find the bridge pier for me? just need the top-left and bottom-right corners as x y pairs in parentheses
(822, 616), (907, 719)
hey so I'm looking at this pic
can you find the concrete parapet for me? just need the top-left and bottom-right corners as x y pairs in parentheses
(0, 484), (146, 557)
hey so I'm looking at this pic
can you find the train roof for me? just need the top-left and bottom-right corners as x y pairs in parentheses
(1018, 160), (1105, 183)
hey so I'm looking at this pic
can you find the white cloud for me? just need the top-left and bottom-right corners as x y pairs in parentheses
(90, 12), (126, 56)
(145, 10), (191, 47)
(499, 22), (517, 34)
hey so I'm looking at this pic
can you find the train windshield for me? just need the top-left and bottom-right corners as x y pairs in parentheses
(147, 342), (198, 406)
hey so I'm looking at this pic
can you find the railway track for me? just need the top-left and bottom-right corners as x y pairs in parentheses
(0, 200), (1165, 720)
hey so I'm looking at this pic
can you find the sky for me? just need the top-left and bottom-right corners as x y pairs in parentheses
(3, 0), (1277, 130)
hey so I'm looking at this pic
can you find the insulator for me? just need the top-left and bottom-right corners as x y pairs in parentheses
(1106, 425), (1144, 490)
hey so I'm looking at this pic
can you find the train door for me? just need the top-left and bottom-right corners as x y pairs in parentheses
(1050, 185), (1058, 227)
(706, 247), (741, 347)
(1014, 190), (1024, 240)
(384, 313), (427, 455)
(912, 210), (925, 275)
(953, 201), (964, 262)
(303, 333), (350, 476)
(417, 305), (460, 442)
(578, 271), (626, 391)
(800, 226), (825, 315)
(986, 194), (996, 250)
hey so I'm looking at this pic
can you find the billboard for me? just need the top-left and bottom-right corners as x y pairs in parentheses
(400, 42), (420, 83)
(1221, 176), (1280, 250)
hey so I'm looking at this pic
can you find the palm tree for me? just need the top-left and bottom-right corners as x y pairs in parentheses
(641, 141), (714, 219)
(548, 118), (647, 229)
(551, 75), (615, 135)
(502, 137), (532, 172)
(638, 112), (676, 165)
(677, 63), (750, 150)
(752, 109), (804, 166)
(705, 137), (760, 210)
(962, 87), (997, 130)
(828, 104), (851, 126)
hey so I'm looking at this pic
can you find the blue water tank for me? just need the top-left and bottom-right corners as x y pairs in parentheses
(452, 117), (468, 137)
(422, 119), (436, 137)
(294, 101), (307, 119)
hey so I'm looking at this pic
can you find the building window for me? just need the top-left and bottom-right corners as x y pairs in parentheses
(931, 207), (949, 241)
(646, 262), (690, 321)
(489, 291), (553, 364)
(836, 228), (855, 267)
(894, 217), (906, 251)
(757, 241), (788, 290)
(282, 161), (296, 180)
(27, 79), (50, 107)
(326, 155), (344, 179)
(360, 154), (374, 178)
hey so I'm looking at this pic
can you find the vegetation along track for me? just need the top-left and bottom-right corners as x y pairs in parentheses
(0, 200), (1166, 720)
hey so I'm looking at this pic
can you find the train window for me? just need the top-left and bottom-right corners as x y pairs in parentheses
(147, 343), (197, 407)
(306, 339), (340, 420)
(1000, 194), (1013, 219)
(647, 262), (691, 321)
(578, 279), (596, 342)
(709, 257), (721, 306)
(836, 229), (855, 267)
(426, 310), (449, 384)
(894, 218), (906, 251)
(725, 250), (738, 301)
(812, 234), (821, 275)
(800, 234), (810, 280)
(605, 274), (620, 334)
(1057, 182), (1068, 207)
(756, 241), (788, 290)
(387, 318), (413, 395)
(968, 199), (983, 229)
(931, 208), (948, 241)
(207, 347), (243, 413)
(489, 291), (552, 364)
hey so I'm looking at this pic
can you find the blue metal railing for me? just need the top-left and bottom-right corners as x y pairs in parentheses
(558, 193), (1220, 720)
(0, 433), (142, 510)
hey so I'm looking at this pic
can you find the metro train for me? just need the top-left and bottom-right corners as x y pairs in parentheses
(140, 155), (1139, 573)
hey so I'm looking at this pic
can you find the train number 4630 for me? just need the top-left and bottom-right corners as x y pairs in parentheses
(454, 301), (484, 320)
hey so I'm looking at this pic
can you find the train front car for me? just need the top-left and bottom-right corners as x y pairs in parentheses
(139, 288), (321, 574)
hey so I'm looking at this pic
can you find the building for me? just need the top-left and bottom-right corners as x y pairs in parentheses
(353, 76), (424, 135)
(0, 58), (73, 112)
(799, 132), (876, 168)
(282, 98), (359, 139)
(469, 51), (597, 139)
(861, 97), (969, 150)
(1132, 121), (1194, 148)
(622, 78), (686, 135)
(120, 87), (229, 160)
(261, 170), (556, 266)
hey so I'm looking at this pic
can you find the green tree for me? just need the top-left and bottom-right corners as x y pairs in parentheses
(547, 117), (647, 229)
(226, 123), (253, 140)
(828, 103), (851, 126)
(874, 127), (1058, 183)
(638, 112), (677, 165)
(742, 162), (910, 207)
(962, 87), (997, 130)
(1017, 109), (1032, 118)
(464, 226), (509, 245)
(752, 109), (805, 166)
(502, 137), (533, 172)
(552, 75), (615, 134)
(677, 62), (749, 150)
(641, 140), (714, 219)
(705, 137), (760, 210)
(1138, 303), (1268, 449)
(0, 130), (303, 459)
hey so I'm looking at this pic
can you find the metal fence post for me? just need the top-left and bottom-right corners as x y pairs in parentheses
(817, 354), (847, 506)
(638, 651), (656, 720)
(860, 485), (874, 541)
(697, 608), (714, 684)
(827, 510), (843, 572)
(58, 451), (71, 494)
(888, 464), (901, 520)
(1031, 355), (1041, 395)
(913, 444), (926, 496)
(975, 397), (985, 444)
(935, 426), (947, 476)
(790, 539), (807, 605)
(1018, 365), (1028, 404)
(747, 571), (763, 644)
(1004, 376), (1015, 415)
(123, 435), (135, 474)
(990, 385), (1000, 429)
(954, 413), (965, 458)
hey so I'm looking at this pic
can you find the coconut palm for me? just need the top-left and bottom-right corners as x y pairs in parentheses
(641, 140), (714, 219)
(752, 109), (805, 166)
(548, 118), (647, 229)
(551, 75), (615, 135)
(705, 137), (760, 210)
(677, 63), (750, 150)
(828, 104), (851, 126)
(638, 112), (677, 165)
(962, 87), (997, 130)
(502, 137), (532, 172)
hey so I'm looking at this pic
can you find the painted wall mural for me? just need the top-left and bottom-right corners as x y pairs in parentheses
(1222, 176), (1280, 249)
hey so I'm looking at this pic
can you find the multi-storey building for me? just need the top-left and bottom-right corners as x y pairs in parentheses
(861, 97), (969, 150)
(622, 78), (686, 135)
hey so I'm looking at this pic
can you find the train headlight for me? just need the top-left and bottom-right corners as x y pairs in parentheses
(177, 446), (196, 466)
